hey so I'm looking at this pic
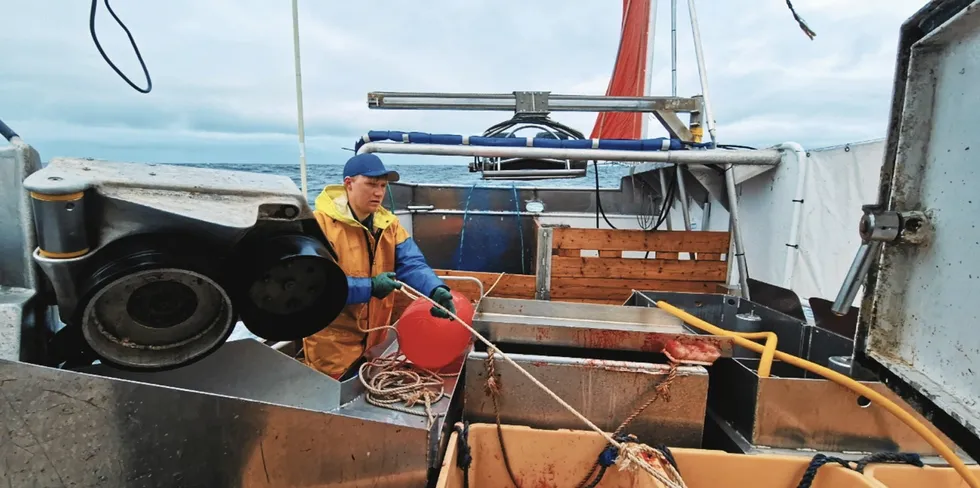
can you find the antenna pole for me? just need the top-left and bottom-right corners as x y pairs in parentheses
(291, 0), (309, 200)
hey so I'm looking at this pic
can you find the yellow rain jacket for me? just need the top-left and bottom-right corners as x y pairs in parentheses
(302, 185), (446, 378)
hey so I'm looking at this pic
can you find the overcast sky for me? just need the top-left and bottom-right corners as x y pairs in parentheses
(1, 0), (926, 166)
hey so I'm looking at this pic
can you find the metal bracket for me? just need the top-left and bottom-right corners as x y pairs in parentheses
(831, 206), (932, 315)
(514, 91), (550, 115)
(535, 226), (553, 300)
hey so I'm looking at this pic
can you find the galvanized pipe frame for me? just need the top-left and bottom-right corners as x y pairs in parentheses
(366, 91), (701, 113)
(356, 141), (782, 166)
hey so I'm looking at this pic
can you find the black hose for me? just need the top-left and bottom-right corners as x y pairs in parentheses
(0, 118), (18, 142)
(90, 0), (152, 93)
(594, 161), (618, 229)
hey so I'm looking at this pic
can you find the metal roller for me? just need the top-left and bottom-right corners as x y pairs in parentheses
(73, 233), (236, 370)
(232, 230), (349, 341)
(29, 190), (89, 258)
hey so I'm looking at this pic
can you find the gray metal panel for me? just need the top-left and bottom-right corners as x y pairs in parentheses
(0, 359), (433, 487)
(463, 351), (709, 447)
(0, 142), (43, 363)
(704, 408), (959, 466)
(706, 357), (972, 458)
(0, 142), (41, 291)
(0, 288), (36, 363)
(534, 226), (552, 300)
(628, 291), (807, 358)
(862, 1), (980, 438)
(80, 339), (342, 412)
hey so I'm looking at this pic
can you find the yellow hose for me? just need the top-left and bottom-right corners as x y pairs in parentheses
(731, 331), (777, 378)
(655, 300), (980, 488)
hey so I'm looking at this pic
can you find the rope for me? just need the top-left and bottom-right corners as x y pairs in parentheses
(395, 282), (684, 488)
(796, 452), (923, 488)
(483, 272), (506, 298)
(356, 307), (468, 428)
(454, 422), (472, 488)
(576, 363), (680, 488)
(455, 184), (477, 270)
(485, 349), (522, 487)
(357, 349), (455, 429)
(785, 0), (816, 40)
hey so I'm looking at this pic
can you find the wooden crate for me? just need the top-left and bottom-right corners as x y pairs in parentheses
(388, 226), (729, 321)
(542, 225), (730, 304)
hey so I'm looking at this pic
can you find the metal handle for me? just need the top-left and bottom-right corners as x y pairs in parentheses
(406, 205), (435, 212)
(436, 275), (485, 300)
(831, 241), (882, 316)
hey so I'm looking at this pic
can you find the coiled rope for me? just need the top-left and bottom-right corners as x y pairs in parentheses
(356, 272), (507, 427)
(357, 352), (451, 428)
(396, 282), (687, 488)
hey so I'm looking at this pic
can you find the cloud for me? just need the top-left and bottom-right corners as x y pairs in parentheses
(0, 0), (927, 166)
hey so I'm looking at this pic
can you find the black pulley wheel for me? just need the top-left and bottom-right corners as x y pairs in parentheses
(232, 233), (348, 341)
(73, 233), (237, 371)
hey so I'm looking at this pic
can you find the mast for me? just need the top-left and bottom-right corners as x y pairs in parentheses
(291, 0), (309, 200)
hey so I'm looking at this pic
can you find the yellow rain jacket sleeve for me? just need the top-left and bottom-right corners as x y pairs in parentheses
(302, 185), (446, 378)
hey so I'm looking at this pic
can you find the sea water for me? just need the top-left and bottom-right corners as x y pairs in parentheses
(180, 162), (635, 203)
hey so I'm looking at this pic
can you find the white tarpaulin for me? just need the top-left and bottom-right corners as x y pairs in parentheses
(736, 139), (885, 304)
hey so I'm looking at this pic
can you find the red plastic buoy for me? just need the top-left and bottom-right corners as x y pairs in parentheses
(397, 290), (475, 371)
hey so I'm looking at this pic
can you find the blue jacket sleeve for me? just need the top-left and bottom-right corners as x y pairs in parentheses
(395, 237), (447, 298)
(346, 276), (373, 305)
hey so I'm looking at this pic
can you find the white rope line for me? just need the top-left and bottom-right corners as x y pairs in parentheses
(395, 281), (683, 488)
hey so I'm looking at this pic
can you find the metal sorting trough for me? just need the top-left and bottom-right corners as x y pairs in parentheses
(0, 338), (464, 487)
(627, 291), (972, 463)
(464, 297), (730, 447)
(470, 297), (734, 357)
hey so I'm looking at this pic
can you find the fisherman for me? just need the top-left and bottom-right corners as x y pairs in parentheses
(303, 153), (456, 379)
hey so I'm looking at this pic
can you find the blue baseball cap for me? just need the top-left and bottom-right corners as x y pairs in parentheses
(343, 153), (400, 182)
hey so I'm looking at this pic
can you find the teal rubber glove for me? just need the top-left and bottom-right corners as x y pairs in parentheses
(370, 272), (402, 299)
(430, 287), (456, 319)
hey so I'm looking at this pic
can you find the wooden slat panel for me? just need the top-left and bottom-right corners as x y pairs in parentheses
(553, 229), (730, 253)
(431, 269), (536, 299)
(551, 257), (728, 281)
(599, 250), (621, 258)
(697, 253), (723, 261)
(551, 277), (718, 300)
(555, 248), (580, 257)
(657, 252), (679, 259)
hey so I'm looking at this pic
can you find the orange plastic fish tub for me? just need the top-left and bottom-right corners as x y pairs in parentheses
(435, 424), (875, 488)
(863, 463), (980, 488)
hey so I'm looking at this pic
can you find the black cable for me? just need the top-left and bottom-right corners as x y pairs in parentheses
(594, 161), (618, 229)
(0, 118), (19, 142)
(651, 167), (677, 231)
(717, 144), (758, 150)
(90, 0), (152, 93)
(453, 422), (472, 488)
